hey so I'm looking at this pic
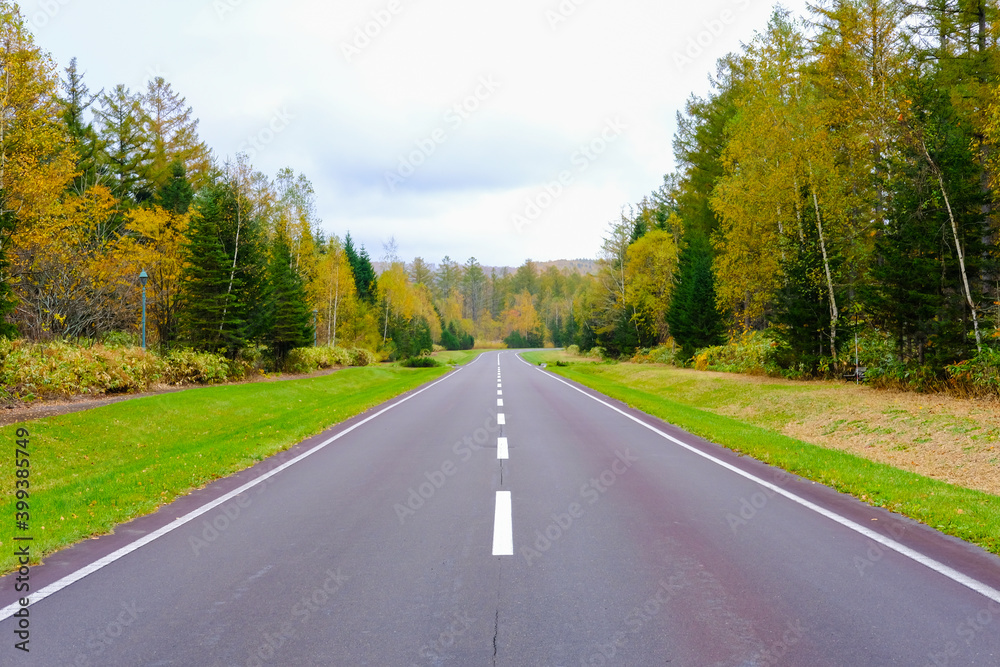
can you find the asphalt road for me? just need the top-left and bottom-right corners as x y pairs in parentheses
(3, 351), (1000, 666)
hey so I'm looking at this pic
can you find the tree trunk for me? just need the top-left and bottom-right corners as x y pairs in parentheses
(808, 165), (839, 363)
(921, 140), (982, 353)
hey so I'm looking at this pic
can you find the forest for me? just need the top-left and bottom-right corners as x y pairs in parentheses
(572, 0), (1000, 394)
(3, 1), (1000, 396)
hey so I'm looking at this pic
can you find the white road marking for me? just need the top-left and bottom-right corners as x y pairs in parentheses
(498, 390), (503, 395)
(0, 370), (466, 622)
(498, 437), (509, 459)
(492, 491), (513, 555)
(497, 413), (505, 425)
(497, 399), (503, 407)
(530, 360), (1000, 607)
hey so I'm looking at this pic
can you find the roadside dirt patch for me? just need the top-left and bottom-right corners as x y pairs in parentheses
(659, 369), (1000, 496)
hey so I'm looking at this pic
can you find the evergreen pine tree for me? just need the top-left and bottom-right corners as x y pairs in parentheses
(867, 80), (987, 365)
(261, 235), (314, 362)
(343, 233), (377, 305)
(0, 207), (16, 338)
(770, 230), (844, 374)
(157, 160), (194, 214)
(667, 237), (726, 360)
(59, 57), (103, 194)
(178, 185), (246, 355)
(95, 84), (150, 204)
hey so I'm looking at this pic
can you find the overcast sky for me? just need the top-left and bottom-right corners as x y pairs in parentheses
(23, 0), (810, 267)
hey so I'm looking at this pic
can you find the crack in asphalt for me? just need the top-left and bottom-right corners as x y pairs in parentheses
(493, 562), (502, 666)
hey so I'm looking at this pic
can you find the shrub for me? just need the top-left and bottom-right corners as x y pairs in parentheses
(101, 331), (141, 348)
(566, 344), (580, 356)
(162, 349), (234, 385)
(945, 348), (1000, 398)
(401, 356), (442, 368)
(348, 347), (377, 367)
(697, 330), (779, 375)
(631, 346), (679, 365)
(0, 339), (164, 398)
(0, 338), (383, 405)
(283, 346), (376, 373)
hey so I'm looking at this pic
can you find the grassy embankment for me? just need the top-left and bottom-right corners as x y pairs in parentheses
(0, 354), (484, 573)
(522, 350), (1000, 556)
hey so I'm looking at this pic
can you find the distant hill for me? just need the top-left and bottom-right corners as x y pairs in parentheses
(535, 259), (599, 275)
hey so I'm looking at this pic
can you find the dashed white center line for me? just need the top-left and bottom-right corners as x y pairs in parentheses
(497, 413), (505, 425)
(497, 398), (504, 406)
(497, 390), (503, 395)
(497, 437), (508, 460)
(492, 491), (513, 555)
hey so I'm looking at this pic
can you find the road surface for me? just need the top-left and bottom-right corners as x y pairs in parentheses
(2, 351), (1000, 665)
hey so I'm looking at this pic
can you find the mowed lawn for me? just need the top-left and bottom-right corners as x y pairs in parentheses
(0, 364), (451, 573)
(522, 351), (1000, 556)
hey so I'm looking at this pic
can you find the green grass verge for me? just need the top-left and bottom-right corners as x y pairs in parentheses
(520, 353), (1000, 556)
(431, 349), (486, 366)
(0, 365), (450, 573)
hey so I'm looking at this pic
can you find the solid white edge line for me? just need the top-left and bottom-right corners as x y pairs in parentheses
(492, 491), (513, 555)
(529, 359), (1000, 607)
(0, 369), (464, 622)
(498, 437), (509, 460)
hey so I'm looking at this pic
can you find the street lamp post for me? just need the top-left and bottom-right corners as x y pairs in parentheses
(139, 270), (149, 350)
(313, 310), (318, 347)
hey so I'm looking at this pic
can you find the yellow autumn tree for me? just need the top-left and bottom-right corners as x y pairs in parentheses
(0, 4), (76, 332)
(377, 260), (416, 344)
(123, 205), (189, 345)
(625, 229), (679, 343)
(502, 291), (542, 340)
(13, 186), (139, 338)
(314, 236), (358, 347)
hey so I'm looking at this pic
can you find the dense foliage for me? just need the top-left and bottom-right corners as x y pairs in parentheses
(566, 1), (1000, 395)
